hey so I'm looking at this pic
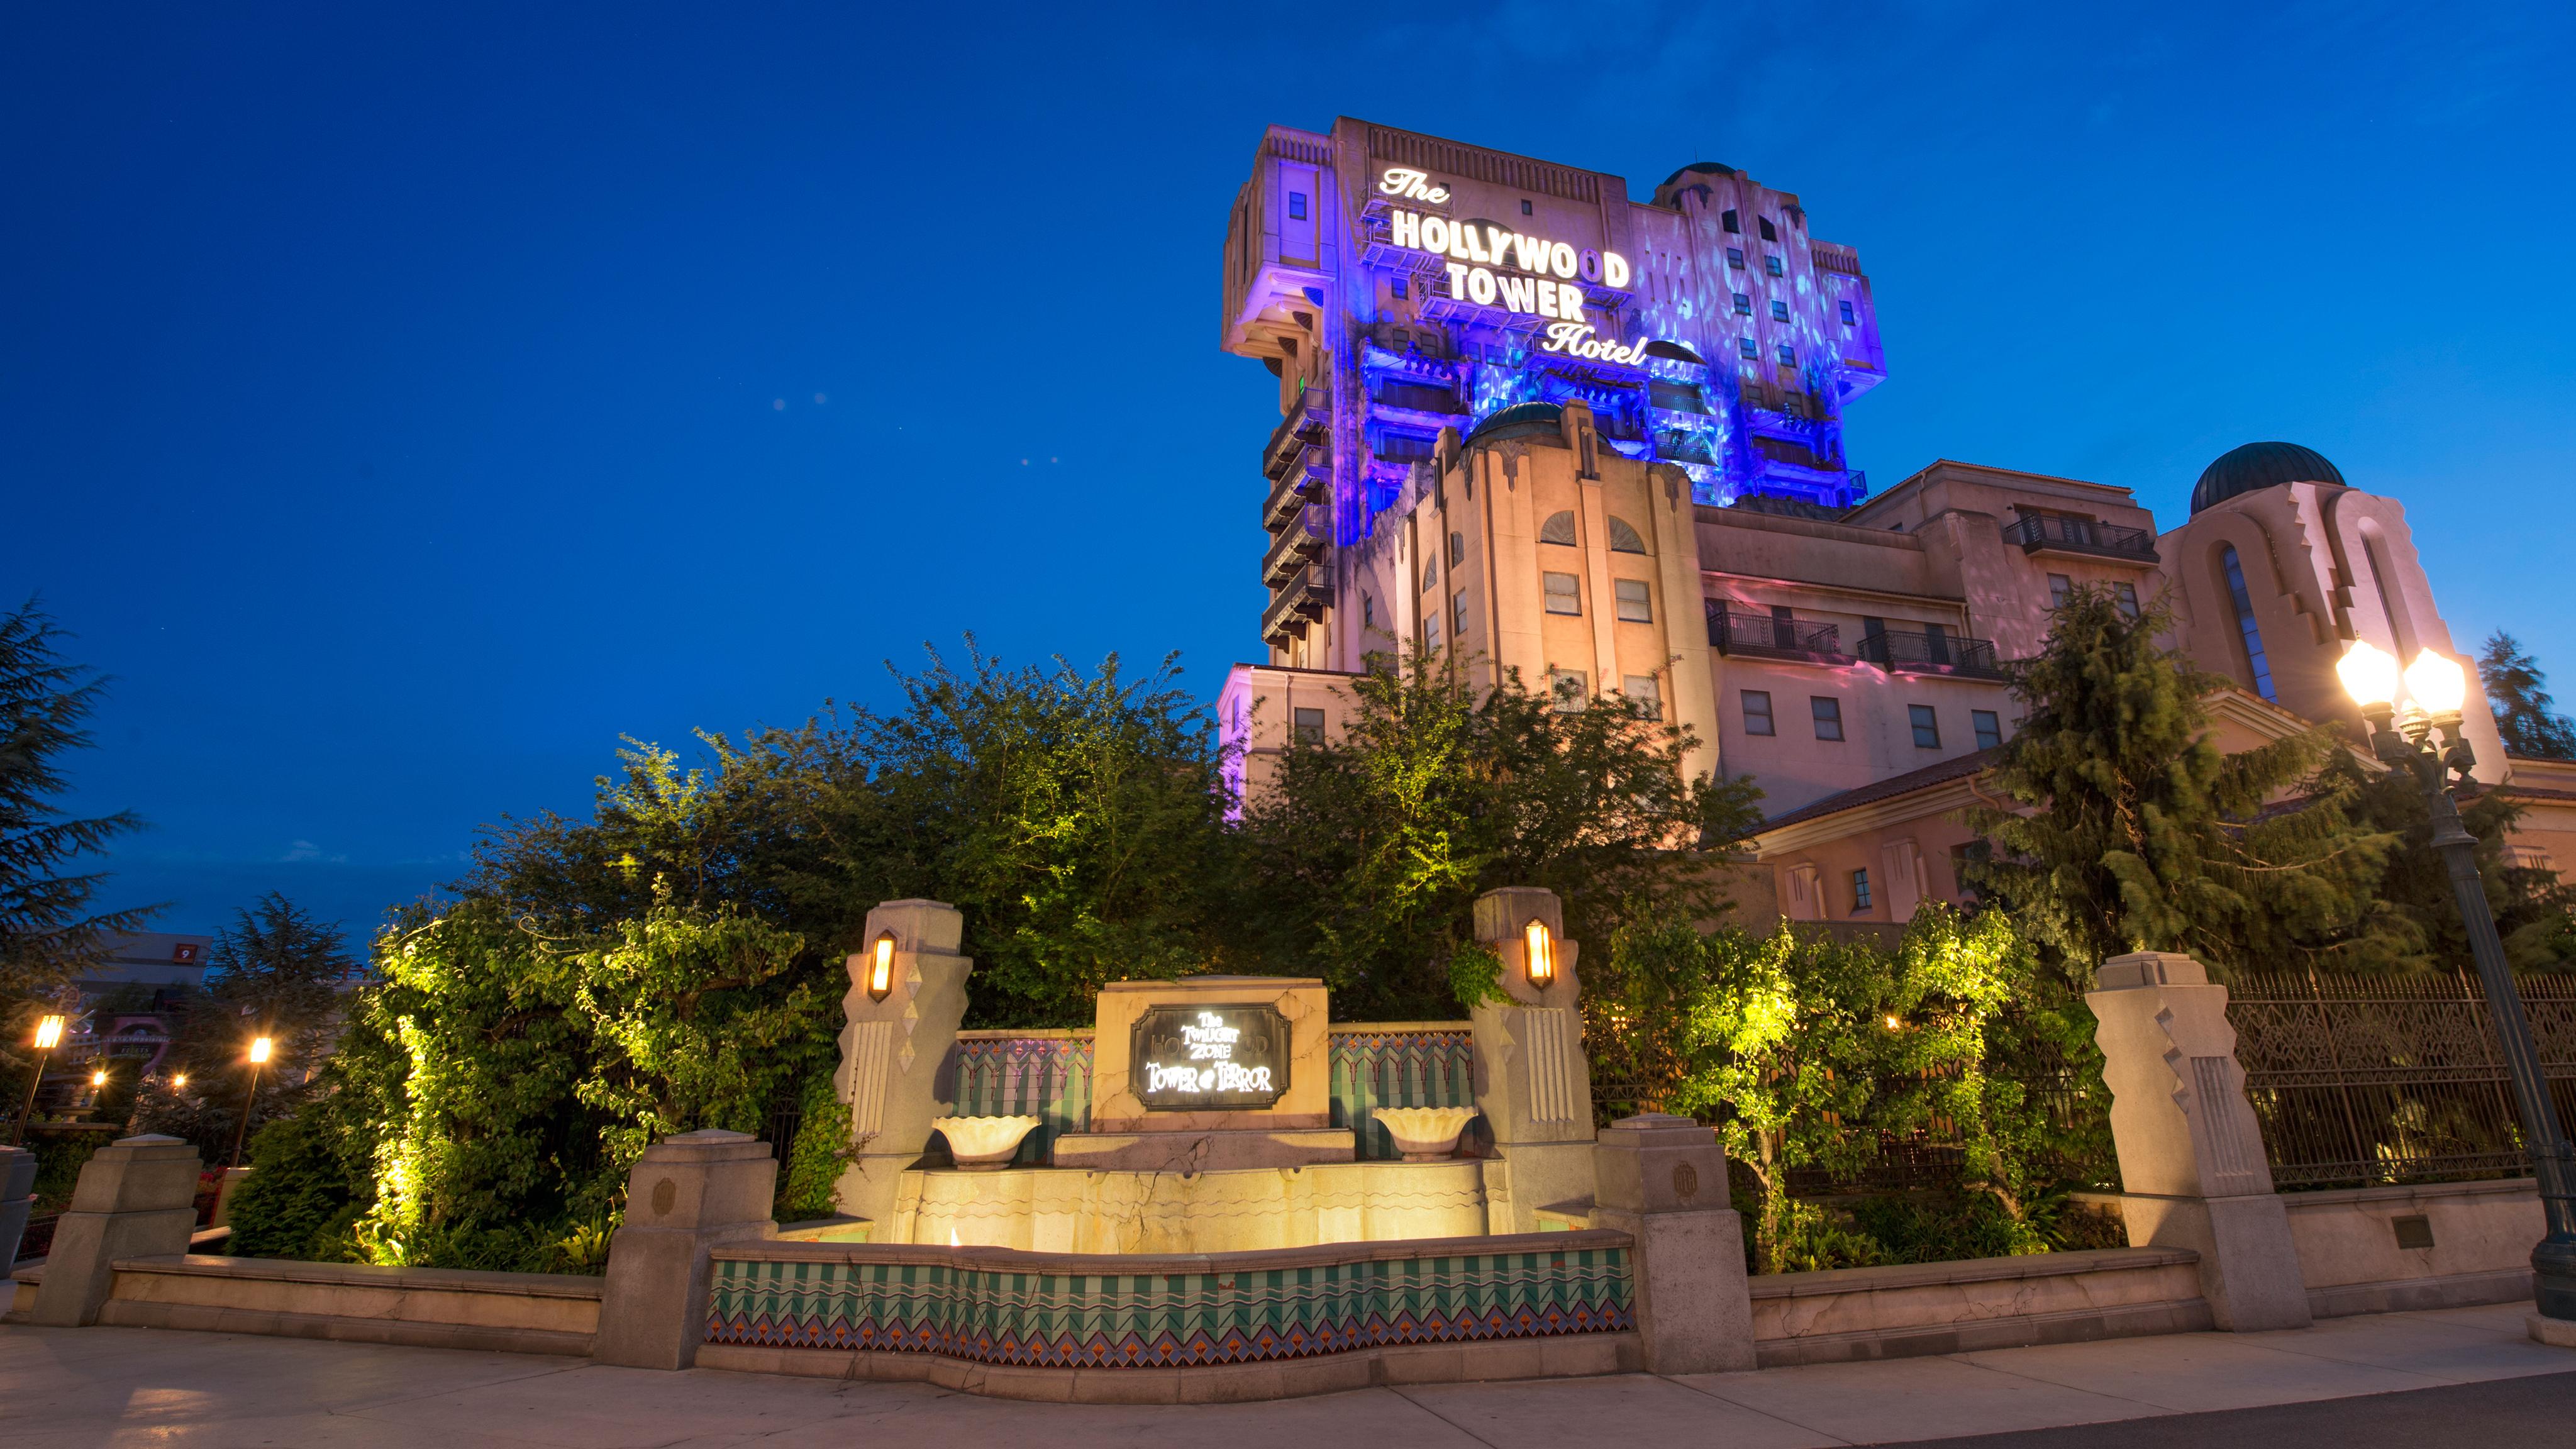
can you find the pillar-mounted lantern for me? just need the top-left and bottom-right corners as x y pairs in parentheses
(867, 931), (897, 1002)
(1523, 918), (1556, 989)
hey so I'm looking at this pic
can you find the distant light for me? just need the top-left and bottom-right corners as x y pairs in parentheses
(92, 1068), (108, 1087)
(1884, 1015), (1902, 1030)
(173, 1074), (187, 1089)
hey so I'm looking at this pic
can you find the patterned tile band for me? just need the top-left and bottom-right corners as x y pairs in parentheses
(706, 1240), (1631, 1367)
(1330, 1027), (1478, 1160)
(947, 1033), (1095, 1166)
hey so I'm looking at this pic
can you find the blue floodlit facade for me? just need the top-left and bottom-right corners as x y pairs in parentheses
(1224, 120), (1885, 663)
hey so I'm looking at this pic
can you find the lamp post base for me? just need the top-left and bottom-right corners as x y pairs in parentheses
(2535, 1236), (2576, 1323)
(2532, 1314), (2576, 1349)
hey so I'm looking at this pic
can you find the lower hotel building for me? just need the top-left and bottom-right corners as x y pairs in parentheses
(1214, 118), (2576, 920)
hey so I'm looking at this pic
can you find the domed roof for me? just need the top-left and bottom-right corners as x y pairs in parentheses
(1466, 401), (1564, 447)
(2190, 441), (2347, 515)
(1660, 162), (1738, 186)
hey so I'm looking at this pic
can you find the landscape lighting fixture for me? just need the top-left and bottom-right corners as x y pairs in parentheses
(868, 931), (897, 1002)
(1523, 918), (1555, 989)
(33, 1014), (63, 1051)
(249, 1036), (272, 1065)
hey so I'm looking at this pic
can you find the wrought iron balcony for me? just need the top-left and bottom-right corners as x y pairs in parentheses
(1261, 507), (1330, 587)
(1263, 446), (1331, 530)
(1856, 628), (2007, 679)
(1263, 387), (1331, 477)
(1261, 563), (1334, 646)
(2010, 513), (2158, 563)
(1705, 601), (1847, 663)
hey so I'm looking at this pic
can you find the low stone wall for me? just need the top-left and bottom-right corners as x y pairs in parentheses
(891, 1159), (1489, 1252)
(2281, 1177), (2542, 1317)
(1750, 1248), (2211, 1367)
(83, 1255), (602, 1355)
(695, 1230), (1637, 1401)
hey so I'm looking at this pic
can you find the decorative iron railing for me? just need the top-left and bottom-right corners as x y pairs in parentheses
(2009, 514), (2158, 562)
(1329, 1024), (1479, 1160)
(1706, 601), (1845, 660)
(1855, 628), (2006, 679)
(2226, 967), (2576, 1189)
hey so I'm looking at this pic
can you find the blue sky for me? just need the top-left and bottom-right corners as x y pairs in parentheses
(7, 2), (2572, 941)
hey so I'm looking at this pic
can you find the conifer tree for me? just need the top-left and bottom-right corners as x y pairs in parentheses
(2479, 631), (2576, 762)
(1965, 586), (2411, 980)
(0, 599), (159, 1002)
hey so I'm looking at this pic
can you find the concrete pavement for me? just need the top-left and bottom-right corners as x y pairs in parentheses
(2, 1302), (2569, 1446)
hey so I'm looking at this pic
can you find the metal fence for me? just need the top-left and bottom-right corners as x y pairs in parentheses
(2226, 967), (2576, 1189)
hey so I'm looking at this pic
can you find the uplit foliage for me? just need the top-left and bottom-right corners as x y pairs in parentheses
(1966, 585), (2409, 980)
(1236, 649), (1763, 1021)
(1640, 908), (2107, 1272)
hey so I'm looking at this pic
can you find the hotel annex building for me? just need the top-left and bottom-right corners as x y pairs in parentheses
(1215, 118), (2576, 921)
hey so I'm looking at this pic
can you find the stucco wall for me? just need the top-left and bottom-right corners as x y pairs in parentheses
(2280, 1177), (2542, 1317)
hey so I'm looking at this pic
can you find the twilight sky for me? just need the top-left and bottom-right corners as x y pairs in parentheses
(7, 2), (2573, 941)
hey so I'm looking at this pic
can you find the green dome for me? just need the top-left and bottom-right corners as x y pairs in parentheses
(1466, 401), (1564, 447)
(2191, 442), (2346, 515)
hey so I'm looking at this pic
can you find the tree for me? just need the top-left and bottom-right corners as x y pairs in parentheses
(1232, 650), (1761, 1021)
(0, 599), (158, 1003)
(2479, 631), (2576, 762)
(1965, 586), (2411, 980)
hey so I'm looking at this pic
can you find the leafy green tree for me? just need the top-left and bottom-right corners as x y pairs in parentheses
(1965, 586), (2409, 980)
(1235, 650), (1763, 1021)
(0, 599), (159, 1007)
(2479, 631), (2576, 762)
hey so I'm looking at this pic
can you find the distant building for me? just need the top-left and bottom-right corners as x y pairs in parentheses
(1216, 119), (2569, 924)
(77, 932), (214, 994)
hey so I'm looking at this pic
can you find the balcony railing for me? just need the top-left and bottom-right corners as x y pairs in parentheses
(1706, 602), (1846, 662)
(1260, 508), (1330, 587)
(1263, 445), (1330, 530)
(1856, 629), (2007, 679)
(1263, 387), (1331, 475)
(1261, 564), (1335, 646)
(2011, 513), (2157, 562)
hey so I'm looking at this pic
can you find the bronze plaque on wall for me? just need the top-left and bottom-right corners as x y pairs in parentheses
(1130, 1002), (1290, 1110)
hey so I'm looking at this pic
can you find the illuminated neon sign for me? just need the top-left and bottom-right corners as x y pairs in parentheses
(1131, 1004), (1289, 1109)
(1382, 194), (1632, 329)
(1378, 167), (1451, 204)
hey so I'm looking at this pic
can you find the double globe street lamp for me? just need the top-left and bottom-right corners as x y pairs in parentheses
(2336, 640), (2576, 1322)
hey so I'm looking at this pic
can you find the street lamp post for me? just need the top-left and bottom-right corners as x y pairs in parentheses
(9, 1014), (67, 1146)
(2338, 640), (2576, 1321)
(226, 1036), (273, 1172)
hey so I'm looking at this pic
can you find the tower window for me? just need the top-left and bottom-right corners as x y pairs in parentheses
(1770, 299), (1790, 322)
(2219, 544), (2277, 701)
(2048, 574), (2072, 608)
(1449, 531), (1465, 567)
(1391, 276), (1409, 300)
(1722, 208), (1741, 233)
(1362, 594), (1377, 629)
(1851, 869), (1872, 913)
(1811, 696), (1845, 741)
(1550, 669), (1587, 710)
(1777, 345), (1796, 365)
(1839, 299), (1857, 325)
(1453, 591), (1470, 635)
(1733, 292), (1752, 316)
(1520, 199), (1534, 216)
(1423, 613), (1440, 649)
(1543, 571), (1582, 615)
(1739, 337), (1759, 359)
(1422, 559), (1438, 593)
(1758, 216), (1777, 241)
(1539, 510), (1578, 545)
(1909, 704), (1941, 750)
(1742, 690), (1775, 736)
(1615, 579), (1652, 622)
(1972, 709), (2002, 750)
(1765, 254), (1785, 277)
(2115, 582), (2140, 618)
(1288, 192), (1307, 221)
(1728, 247), (1746, 269)
(1294, 707), (1325, 743)
(1606, 516), (1648, 554)
(1623, 675), (1661, 716)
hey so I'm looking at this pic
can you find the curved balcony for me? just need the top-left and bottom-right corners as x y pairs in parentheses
(1261, 506), (1330, 587)
(1263, 387), (1331, 478)
(1261, 564), (1335, 647)
(1263, 445), (1331, 530)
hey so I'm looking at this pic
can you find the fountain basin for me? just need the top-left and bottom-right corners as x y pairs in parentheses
(933, 1115), (1042, 1170)
(1372, 1106), (1481, 1162)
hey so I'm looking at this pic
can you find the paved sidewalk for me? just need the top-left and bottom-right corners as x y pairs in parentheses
(2, 1302), (2568, 1447)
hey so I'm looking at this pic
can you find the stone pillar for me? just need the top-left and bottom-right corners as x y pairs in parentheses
(830, 899), (974, 1233)
(1589, 1113), (1756, 1373)
(2089, 951), (2312, 1331)
(1468, 887), (1598, 1234)
(0, 1145), (35, 1270)
(28, 1134), (202, 1326)
(592, 1129), (777, 1369)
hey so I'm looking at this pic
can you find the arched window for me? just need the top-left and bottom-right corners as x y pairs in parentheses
(2219, 544), (2277, 702)
(1607, 516), (1648, 554)
(1539, 510), (1578, 545)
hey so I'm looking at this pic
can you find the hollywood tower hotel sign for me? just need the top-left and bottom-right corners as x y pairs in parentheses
(1220, 120), (1885, 675)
